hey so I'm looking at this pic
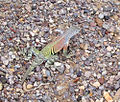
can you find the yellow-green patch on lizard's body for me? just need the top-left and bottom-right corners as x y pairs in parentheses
(21, 26), (80, 84)
(40, 26), (80, 58)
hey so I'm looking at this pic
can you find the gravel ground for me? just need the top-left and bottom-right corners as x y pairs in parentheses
(0, 0), (120, 102)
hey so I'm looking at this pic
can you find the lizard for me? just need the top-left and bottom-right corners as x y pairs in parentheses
(21, 26), (80, 84)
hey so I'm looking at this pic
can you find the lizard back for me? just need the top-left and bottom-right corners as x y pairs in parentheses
(40, 26), (80, 58)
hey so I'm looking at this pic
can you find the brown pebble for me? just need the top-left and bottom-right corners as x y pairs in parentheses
(98, 77), (105, 84)
(90, 22), (96, 27)
(112, 15), (119, 20)
(113, 88), (120, 101)
(23, 82), (33, 92)
(73, 77), (79, 83)
(27, 84), (33, 89)
(103, 91), (113, 102)
(115, 35), (120, 41)
(91, 81), (101, 88)
(95, 17), (103, 27)
(80, 43), (88, 50)
(79, 89), (84, 96)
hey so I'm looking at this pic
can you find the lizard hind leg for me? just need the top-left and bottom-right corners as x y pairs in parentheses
(63, 44), (75, 58)
(63, 44), (68, 56)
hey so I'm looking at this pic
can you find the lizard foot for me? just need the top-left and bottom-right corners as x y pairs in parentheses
(65, 52), (75, 59)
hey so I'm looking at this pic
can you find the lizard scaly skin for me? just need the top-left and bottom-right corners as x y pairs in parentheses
(21, 26), (80, 84)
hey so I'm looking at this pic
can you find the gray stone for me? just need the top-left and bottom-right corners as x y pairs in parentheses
(42, 95), (52, 102)
(103, 23), (110, 29)
(46, 70), (51, 77)
(69, 86), (74, 93)
(98, 13), (104, 19)
(56, 64), (65, 73)
(85, 71), (91, 78)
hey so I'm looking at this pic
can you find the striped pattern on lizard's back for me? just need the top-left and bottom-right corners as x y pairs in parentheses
(40, 26), (80, 59)
(21, 26), (80, 84)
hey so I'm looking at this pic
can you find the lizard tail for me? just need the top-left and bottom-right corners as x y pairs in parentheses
(21, 65), (34, 84)
(21, 59), (44, 84)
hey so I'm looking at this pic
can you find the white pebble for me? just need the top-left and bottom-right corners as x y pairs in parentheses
(12, 55), (16, 59)
(30, 31), (35, 37)
(0, 83), (3, 91)
(1, 57), (9, 65)
(36, 38), (39, 43)
(9, 51), (13, 56)
(91, 81), (100, 88)
(49, 18), (54, 23)
(41, 38), (46, 43)
(0, 42), (4, 46)
(102, 70), (107, 75)
(98, 13), (104, 19)
(107, 46), (113, 51)
(54, 62), (62, 67)
(85, 71), (91, 78)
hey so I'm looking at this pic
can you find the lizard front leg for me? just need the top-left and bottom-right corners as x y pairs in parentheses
(63, 44), (75, 58)
(63, 44), (68, 55)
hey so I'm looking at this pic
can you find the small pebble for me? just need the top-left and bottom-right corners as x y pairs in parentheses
(0, 82), (3, 91)
(91, 81), (101, 88)
(80, 44), (88, 50)
(46, 70), (51, 77)
(30, 77), (35, 82)
(85, 71), (91, 78)
(54, 62), (62, 67)
(103, 23), (110, 29)
(113, 88), (120, 101)
(0, 76), (7, 84)
(41, 38), (47, 43)
(56, 64), (65, 73)
(42, 68), (47, 77)
(104, 16), (110, 20)
(35, 38), (39, 43)
(11, 55), (16, 59)
(102, 70), (107, 75)
(31, 4), (37, 10)
(1, 57), (9, 65)
(14, 65), (20, 69)
(69, 86), (74, 93)
(25, 4), (31, 12)
(30, 31), (35, 37)
(26, 84), (33, 89)
(95, 17), (103, 27)
(103, 91), (113, 102)
(98, 77), (105, 84)
(3, 22), (7, 26)
(76, 70), (82, 77)
(107, 46), (113, 51)
(115, 35), (120, 40)
(73, 13), (78, 18)
(49, 18), (54, 23)
(98, 13), (104, 19)
(33, 28), (39, 33)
